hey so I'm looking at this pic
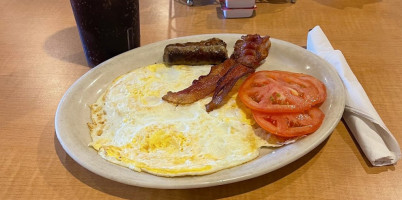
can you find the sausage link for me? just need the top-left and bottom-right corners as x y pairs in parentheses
(163, 38), (228, 65)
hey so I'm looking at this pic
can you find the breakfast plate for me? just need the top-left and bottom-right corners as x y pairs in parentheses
(55, 34), (345, 189)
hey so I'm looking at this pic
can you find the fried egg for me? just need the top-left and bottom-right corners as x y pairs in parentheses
(88, 63), (278, 177)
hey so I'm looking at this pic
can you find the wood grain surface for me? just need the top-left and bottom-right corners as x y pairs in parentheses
(1, 0), (401, 199)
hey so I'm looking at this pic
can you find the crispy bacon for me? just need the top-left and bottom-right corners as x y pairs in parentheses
(231, 34), (271, 68)
(205, 63), (254, 112)
(162, 34), (271, 111)
(204, 35), (271, 111)
(162, 59), (236, 104)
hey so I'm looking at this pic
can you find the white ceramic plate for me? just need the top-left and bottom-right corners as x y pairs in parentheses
(55, 34), (345, 189)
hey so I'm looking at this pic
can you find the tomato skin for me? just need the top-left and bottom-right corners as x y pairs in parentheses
(252, 107), (325, 138)
(289, 72), (327, 106)
(238, 71), (326, 113)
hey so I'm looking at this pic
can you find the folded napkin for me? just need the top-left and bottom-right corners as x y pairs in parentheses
(307, 26), (401, 166)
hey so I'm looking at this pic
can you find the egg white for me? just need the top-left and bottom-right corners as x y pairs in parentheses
(88, 63), (278, 177)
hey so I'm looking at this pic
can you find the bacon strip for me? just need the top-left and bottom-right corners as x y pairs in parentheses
(205, 63), (254, 112)
(162, 59), (236, 104)
(162, 34), (271, 110)
(204, 35), (271, 111)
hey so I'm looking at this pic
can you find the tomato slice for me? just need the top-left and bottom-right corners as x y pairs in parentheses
(238, 71), (326, 113)
(252, 107), (325, 138)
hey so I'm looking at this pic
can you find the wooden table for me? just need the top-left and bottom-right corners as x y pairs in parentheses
(1, 0), (402, 199)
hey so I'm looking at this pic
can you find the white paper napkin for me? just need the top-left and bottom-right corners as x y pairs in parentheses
(307, 25), (401, 166)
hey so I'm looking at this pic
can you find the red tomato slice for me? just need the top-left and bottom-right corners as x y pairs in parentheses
(252, 107), (325, 138)
(238, 71), (326, 113)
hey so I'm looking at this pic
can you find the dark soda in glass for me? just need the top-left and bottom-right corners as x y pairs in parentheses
(70, 0), (140, 67)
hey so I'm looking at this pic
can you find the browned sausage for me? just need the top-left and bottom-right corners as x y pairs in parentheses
(163, 38), (228, 65)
